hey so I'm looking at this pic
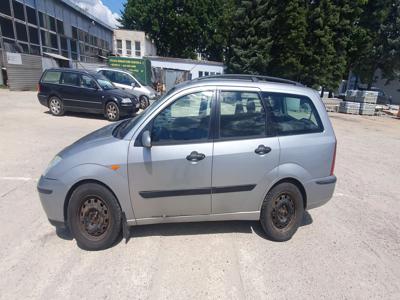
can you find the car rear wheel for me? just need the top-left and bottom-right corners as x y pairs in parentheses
(67, 183), (122, 250)
(260, 182), (304, 241)
(105, 102), (120, 121)
(139, 95), (149, 109)
(48, 96), (64, 116)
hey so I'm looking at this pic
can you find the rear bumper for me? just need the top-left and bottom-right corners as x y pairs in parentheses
(37, 94), (48, 107)
(305, 175), (337, 209)
(37, 176), (68, 226)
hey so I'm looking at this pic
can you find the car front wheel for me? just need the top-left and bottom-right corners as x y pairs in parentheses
(260, 182), (304, 241)
(105, 102), (120, 121)
(139, 95), (149, 109)
(67, 183), (122, 250)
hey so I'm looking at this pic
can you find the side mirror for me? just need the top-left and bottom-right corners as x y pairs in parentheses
(131, 82), (136, 89)
(142, 130), (152, 148)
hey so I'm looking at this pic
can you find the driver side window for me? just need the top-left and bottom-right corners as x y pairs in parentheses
(151, 91), (213, 144)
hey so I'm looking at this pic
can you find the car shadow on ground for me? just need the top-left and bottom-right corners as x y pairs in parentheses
(43, 110), (135, 121)
(55, 211), (313, 245)
(128, 211), (313, 240)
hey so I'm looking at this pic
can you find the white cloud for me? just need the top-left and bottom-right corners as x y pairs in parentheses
(71, 0), (120, 28)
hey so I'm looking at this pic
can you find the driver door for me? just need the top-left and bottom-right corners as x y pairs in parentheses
(128, 87), (215, 220)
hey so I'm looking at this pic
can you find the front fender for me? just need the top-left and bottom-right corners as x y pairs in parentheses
(60, 163), (135, 222)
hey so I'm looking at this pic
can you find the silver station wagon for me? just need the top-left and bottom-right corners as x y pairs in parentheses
(37, 75), (337, 250)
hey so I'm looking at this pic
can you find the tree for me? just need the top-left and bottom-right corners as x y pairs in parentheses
(119, 0), (233, 60)
(349, 0), (400, 86)
(268, 0), (308, 82)
(226, 0), (275, 74)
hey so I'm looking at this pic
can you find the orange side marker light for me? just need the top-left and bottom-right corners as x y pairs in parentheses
(111, 164), (120, 171)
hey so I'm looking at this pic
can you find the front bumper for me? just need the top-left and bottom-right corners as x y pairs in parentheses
(120, 102), (140, 115)
(305, 175), (337, 209)
(37, 176), (68, 227)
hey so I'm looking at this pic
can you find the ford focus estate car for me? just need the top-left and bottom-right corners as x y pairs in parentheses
(38, 68), (140, 121)
(37, 75), (337, 250)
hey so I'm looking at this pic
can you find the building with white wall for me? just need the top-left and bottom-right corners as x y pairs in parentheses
(148, 56), (224, 80)
(113, 29), (156, 58)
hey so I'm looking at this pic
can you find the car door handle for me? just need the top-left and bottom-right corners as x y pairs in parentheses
(254, 145), (271, 155)
(186, 151), (205, 162)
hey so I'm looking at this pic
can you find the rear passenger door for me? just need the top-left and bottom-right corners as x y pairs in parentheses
(211, 87), (280, 215)
(59, 72), (81, 108)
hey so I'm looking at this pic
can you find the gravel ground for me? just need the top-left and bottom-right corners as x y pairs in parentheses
(0, 90), (399, 299)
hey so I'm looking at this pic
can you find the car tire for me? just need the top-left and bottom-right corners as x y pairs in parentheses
(260, 182), (304, 242)
(139, 95), (149, 109)
(48, 96), (64, 116)
(105, 102), (120, 121)
(67, 183), (122, 251)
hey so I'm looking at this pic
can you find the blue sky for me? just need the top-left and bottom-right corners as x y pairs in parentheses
(102, 0), (125, 14)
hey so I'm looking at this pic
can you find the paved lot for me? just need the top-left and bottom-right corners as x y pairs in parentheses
(0, 90), (399, 299)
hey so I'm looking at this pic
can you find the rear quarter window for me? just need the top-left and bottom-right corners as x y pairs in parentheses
(41, 71), (61, 84)
(262, 92), (323, 136)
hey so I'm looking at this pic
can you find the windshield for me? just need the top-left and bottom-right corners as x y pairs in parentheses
(94, 74), (115, 90)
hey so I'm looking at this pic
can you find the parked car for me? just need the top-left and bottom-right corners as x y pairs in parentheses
(37, 68), (140, 121)
(97, 67), (157, 109)
(37, 74), (337, 250)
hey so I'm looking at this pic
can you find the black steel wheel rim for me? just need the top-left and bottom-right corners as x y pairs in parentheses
(271, 193), (295, 229)
(78, 196), (110, 239)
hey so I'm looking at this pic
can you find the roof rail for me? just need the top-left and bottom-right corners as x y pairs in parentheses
(195, 74), (303, 86)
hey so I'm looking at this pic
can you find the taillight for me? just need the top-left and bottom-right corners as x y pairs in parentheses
(330, 140), (337, 176)
(37, 83), (41, 92)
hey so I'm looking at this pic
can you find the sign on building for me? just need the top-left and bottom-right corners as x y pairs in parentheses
(6, 52), (22, 65)
(108, 57), (151, 85)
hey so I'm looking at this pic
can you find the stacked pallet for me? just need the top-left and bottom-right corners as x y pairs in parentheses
(339, 101), (360, 114)
(359, 103), (376, 115)
(355, 90), (379, 104)
(345, 90), (358, 102)
(322, 98), (342, 112)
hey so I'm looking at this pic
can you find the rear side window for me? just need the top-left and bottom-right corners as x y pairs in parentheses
(41, 71), (61, 84)
(219, 91), (266, 138)
(262, 92), (323, 135)
(60, 72), (80, 86)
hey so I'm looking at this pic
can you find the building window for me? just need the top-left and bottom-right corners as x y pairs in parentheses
(72, 26), (78, 39)
(13, 1), (25, 21)
(16, 22), (28, 42)
(116, 39), (122, 54)
(0, 1), (11, 16)
(126, 40), (131, 56)
(30, 45), (40, 55)
(70, 40), (77, 52)
(135, 41), (141, 57)
(204, 71), (209, 76)
(56, 19), (64, 35)
(60, 37), (68, 51)
(39, 11), (45, 27)
(198, 71), (203, 78)
(26, 6), (37, 25)
(0, 17), (14, 39)
(28, 26), (39, 44)
(48, 15), (56, 32)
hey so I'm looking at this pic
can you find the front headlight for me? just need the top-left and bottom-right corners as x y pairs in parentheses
(43, 155), (62, 176)
(121, 98), (132, 104)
